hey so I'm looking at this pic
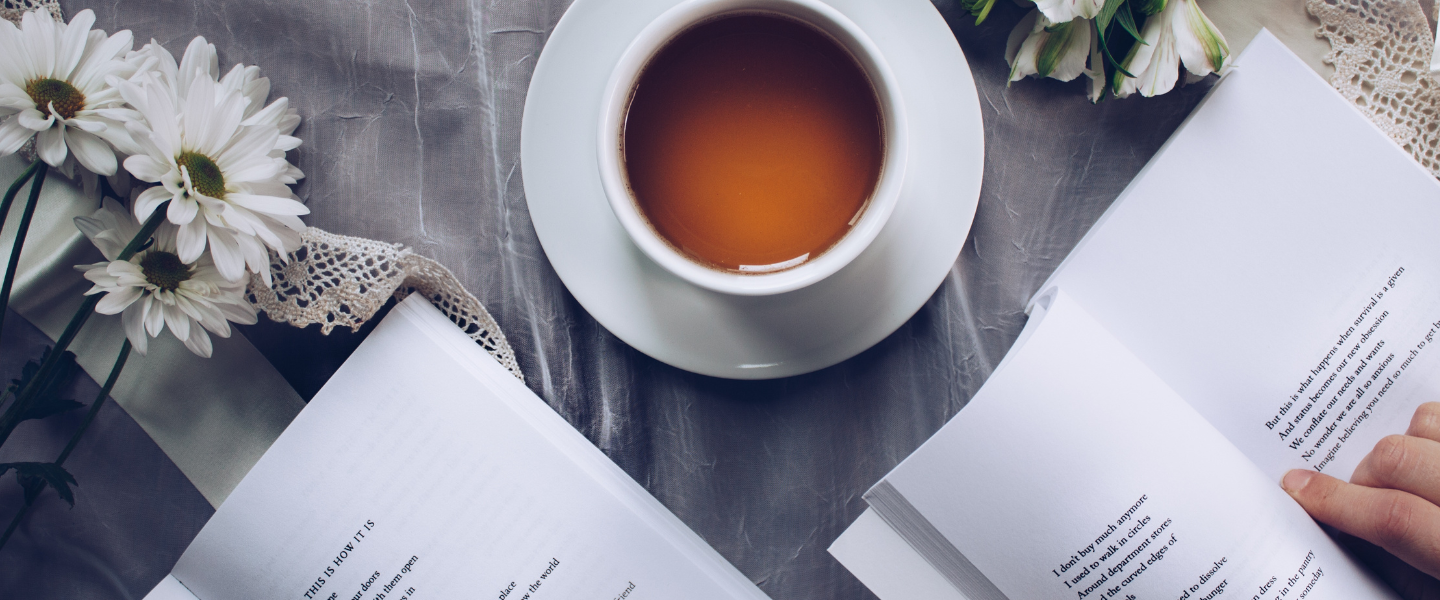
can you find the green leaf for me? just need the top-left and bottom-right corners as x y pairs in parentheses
(1096, 0), (1125, 31)
(1115, 3), (1146, 45)
(1095, 8), (1137, 78)
(0, 462), (77, 507)
(1138, 0), (1166, 15)
(8, 347), (81, 424)
(1110, 32), (1145, 93)
(963, 0), (1000, 25)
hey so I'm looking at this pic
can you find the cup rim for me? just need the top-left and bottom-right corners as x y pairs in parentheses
(596, 0), (908, 297)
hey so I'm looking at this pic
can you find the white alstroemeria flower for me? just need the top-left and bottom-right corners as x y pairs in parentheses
(117, 38), (307, 285)
(74, 198), (258, 358)
(1114, 0), (1229, 98)
(1007, 9), (1093, 84)
(1083, 21), (1106, 103)
(0, 9), (138, 175)
(1034, 0), (1104, 24)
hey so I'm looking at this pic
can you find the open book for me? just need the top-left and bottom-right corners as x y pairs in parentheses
(830, 30), (1440, 600)
(143, 296), (769, 600)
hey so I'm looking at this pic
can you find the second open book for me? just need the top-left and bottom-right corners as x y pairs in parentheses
(831, 30), (1440, 600)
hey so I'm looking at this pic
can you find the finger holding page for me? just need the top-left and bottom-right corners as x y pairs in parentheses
(1282, 468), (1440, 579)
(1406, 403), (1440, 443)
(1350, 434), (1440, 506)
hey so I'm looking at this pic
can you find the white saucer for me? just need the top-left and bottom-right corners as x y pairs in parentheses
(521, 0), (983, 379)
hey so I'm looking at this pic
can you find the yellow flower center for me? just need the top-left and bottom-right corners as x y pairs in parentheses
(176, 151), (226, 198)
(140, 251), (192, 292)
(25, 78), (85, 120)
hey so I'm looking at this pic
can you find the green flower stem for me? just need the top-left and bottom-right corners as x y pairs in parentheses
(57, 340), (130, 465)
(0, 161), (49, 345)
(0, 201), (169, 451)
(0, 339), (131, 552)
(0, 160), (41, 235)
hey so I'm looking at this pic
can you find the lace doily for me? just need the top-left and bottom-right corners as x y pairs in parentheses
(247, 228), (523, 381)
(0, 0), (59, 23)
(1308, 0), (1440, 178)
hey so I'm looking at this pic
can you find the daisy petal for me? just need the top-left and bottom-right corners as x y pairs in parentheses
(66, 128), (117, 175)
(67, 115), (107, 131)
(205, 84), (247, 155)
(96, 285), (142, 314)
(216, 125), (279, 171)
(18, 107), (53, 131)
(241, 96), (287, 128)
(176, 215), (207, 263)
(189, 298), (232, 337)
(36, 125), (67, 167)
(227, 193), (310, 216)
(0, 115), (34, 154)
(133, 186), (175, 221)
(142, 83), (180, 157)
(163, 303), (190, 343)
(182, 74), (217, 150)
(0, 21), (30, 85)
(217, 298), (258, 325)
(172, 292), (207, 324)
(125, 154), (169, 182)
(178, 37), (218, 96)
(182, 323), (213, 358)
(72, 30), (135, 92)
(21, 11), (58, 84)
(122, 303), (149, 355)
(143, 295), (164, 336)
(168, 194), (199, 225)
(54, 10), (96, 80)
(206, 226), (246, 282)
(221, 158), (285, 183)
(235, 233), (271, 285)
(0, 83), (32, 110)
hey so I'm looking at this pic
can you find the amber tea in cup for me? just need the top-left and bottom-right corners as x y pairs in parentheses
(621, 13), (884, 273)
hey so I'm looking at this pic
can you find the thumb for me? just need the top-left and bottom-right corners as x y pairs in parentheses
(1282, 469), (1440, 580)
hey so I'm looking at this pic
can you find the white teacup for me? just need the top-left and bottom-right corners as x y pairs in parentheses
(596, 0), (908, 296)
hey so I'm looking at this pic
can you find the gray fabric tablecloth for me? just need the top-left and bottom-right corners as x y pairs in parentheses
(1, 0), (1343, 598)
(0, 310), (213, 599)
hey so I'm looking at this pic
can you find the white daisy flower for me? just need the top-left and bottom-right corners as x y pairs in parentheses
(1114, 0), (1229, 98)
(0, 9), (138, 175)
(117, 37), (307, 284)
(1007, 10), (1093, 84)
(74, 197), (258, 358)
(125, 37), (304, 182)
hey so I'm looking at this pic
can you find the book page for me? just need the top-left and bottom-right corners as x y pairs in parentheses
(1038, 31), (1440, 481)
(828, 509), (969, 600)
(873, 291), (1395, 600)
(154, 296), (767, 600)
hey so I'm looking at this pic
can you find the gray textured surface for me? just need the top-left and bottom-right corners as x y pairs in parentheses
(56, 0), (1208, 598)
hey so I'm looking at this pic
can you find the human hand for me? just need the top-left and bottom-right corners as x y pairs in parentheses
(1282, 402), (1440, 598)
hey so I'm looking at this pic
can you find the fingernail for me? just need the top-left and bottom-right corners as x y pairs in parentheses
(1282, 469), (1315, 493)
